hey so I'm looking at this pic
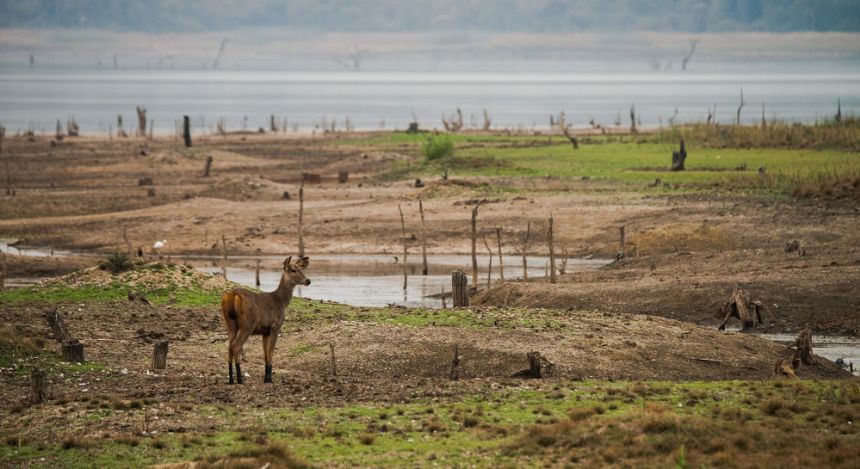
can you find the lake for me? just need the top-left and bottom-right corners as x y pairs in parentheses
(1, 59), (858, 135)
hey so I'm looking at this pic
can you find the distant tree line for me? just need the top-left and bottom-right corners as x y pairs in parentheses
(1, 0), (858, 33)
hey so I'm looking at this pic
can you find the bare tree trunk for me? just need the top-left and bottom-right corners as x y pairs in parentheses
(398, 204), (408, 290)
(221, 235), (228, 280)
(630, 104), (637, 133)
(736, 88), (745, 126)
(255, 259), (261, 287)
(452, 270), (469, 307)
(136, 106), (147, 137)
(470, 202), (481, 287)
(183, 115), (192, 147)
(203, 156), (213, 177)
(419, 199), (428, 276)
(31, 368), (48, 404)
(329, 343), (337, 377)
(522, 220), (530, 280)
(496, 227), (505, 282)
(152, 340), (168, 370)
(548, 216), (557, 284)
(270, 115), (277, 133)
(298, 157), (305, 257)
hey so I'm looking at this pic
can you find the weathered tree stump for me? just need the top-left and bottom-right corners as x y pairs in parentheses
(338, 171), (349, 183)
(407, 122), (419, 133)
(414, 178), (424, 188)
(282, 191), (290, 200)
(136, 106), (147, 138)
(718, 286), (764, 331)
(31, 368), (48, 404)
(152, 340), (168, 370)
(147, 187), (156, 197)
(547, 216), (556, 284)
(785, 240), (800, 253)
(255, 260), (261, 287)
(45, 308), (71, 343)
(773, 351), (800, 379)
(619, 226), (626, 259)
(182, 115), (192, 148)
(203, 156), (213, 177)
(449, 344), (460, 381)
(62, 339), (85, 363)
(138, 177), (153, 186)
(795, 325), (814, 366)
(527, 352), (542, 378)
(451, 270), (469, 307)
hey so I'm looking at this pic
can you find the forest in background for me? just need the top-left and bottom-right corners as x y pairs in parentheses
(2, 0), (859, 33)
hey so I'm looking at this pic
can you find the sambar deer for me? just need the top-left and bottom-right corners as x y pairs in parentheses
(221, 256), (310, 384)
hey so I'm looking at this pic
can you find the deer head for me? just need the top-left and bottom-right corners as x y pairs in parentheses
(282, 256), (311, 286)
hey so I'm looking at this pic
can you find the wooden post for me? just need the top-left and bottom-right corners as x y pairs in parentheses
(547, 215), (557, 284)
(31, 368), (48, 404)
(62, 339), (85, 362)
(452, 270), (469, 307)
(221, 235), (228, 280)
(203, 156), (213, 177)
(419, 199), (428, 276)
(449, 344), (460, 381)
(255, 260), (261, 287)
(122, 226), (131, 255)
(398, 204), (408, 290)
(495, 227), (504, 282)
(619, 226), (626, 258)
(470, 202), (481, 287)
(481, 233), (493, 289)
(522, 220), (530, 280)
(182, 115), (192, 147)
(441, 286), (447, 309)
(152, 340), (168, 370)
(329, 343), (337, 377)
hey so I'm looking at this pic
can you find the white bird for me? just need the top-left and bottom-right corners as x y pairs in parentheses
(153, 240), (166, 250)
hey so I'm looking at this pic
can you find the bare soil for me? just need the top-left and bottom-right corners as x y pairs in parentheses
(1, 132), (858, 340)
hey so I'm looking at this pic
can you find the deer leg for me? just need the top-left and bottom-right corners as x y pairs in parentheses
(262, 334), (272, 383)
(264, 332), (279, 383)
(226, 322), (237, 384)
(231, 328), (252, 384)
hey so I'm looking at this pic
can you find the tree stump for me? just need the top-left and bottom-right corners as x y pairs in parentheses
(449, 344), (460, 381)
(718, 286), (764, 331)
(203, 156), (213, 177)
(152, 340), (168, 370)
(182, 115), (192, 148)
(619, 226), (626, 259)
(407, 122), (419, 133)
(302, 173), (321, 184)
(527, 352), (542, 378)
(31, 368), (48, 404)
(795, 325), (814, 366)
(329, 343), (337, 377)
(62, 339), (85, 363)
(147, 187), (156, 197)
(671, 139), (687, 171)
(45, 308), (71, 343)
(338, 171), (349, 183)
(451, 270), (469, 307)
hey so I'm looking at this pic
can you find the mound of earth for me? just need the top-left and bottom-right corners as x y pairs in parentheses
(197, 175), (286, 201)
(44, 261), (239, 292)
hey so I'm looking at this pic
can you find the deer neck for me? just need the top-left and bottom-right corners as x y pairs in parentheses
(271, 275), (297, 306)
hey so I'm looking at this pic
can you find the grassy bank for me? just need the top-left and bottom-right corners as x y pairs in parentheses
(2, 380), (857, 467)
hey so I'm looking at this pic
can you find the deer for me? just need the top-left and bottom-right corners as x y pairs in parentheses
(221, 256), (311, 384)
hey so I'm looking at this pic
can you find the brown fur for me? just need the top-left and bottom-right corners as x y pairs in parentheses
(222, 256), (310, 383)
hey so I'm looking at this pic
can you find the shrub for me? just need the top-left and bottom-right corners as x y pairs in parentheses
(421, 135), (454, 161)
(100, 252), (133, 274)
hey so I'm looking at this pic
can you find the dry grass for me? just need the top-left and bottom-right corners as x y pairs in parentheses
(651, 119), (860, 151)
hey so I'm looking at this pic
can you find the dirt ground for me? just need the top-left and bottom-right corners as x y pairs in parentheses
(1, 132), (858, 339)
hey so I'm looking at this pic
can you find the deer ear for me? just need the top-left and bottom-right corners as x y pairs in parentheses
(283, 256), (292, 270)
(296, 256), (309, 268)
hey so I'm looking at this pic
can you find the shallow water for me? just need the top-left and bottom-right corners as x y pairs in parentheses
(754, 333), (859, 376)
(1, 61), (858, 135)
